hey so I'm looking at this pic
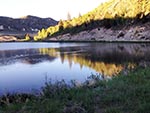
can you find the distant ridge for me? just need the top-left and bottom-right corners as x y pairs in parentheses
(0, 15), (58, 32)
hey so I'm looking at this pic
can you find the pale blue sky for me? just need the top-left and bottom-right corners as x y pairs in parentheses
(0, 0), (107, 20)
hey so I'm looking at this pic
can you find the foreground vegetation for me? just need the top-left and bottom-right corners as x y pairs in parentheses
(30, 0), (150, 41)
(0, 67), (150, 113)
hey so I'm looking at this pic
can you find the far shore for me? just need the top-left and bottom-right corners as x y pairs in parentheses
(0, 22), (150, 43)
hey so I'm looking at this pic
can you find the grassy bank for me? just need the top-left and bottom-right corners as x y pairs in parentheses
(0, 67), (150, 113)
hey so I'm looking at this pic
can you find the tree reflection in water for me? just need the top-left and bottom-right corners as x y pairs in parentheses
(39, 43), (150, 76)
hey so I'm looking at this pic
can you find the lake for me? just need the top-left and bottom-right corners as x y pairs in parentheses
(0, 42), (150, 95)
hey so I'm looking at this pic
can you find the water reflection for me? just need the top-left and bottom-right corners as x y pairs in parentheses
(0, 49), (56, 65)
(39, 48), (123, 76)
(39, 43), (150, 76)
(0, 43), (150, 94)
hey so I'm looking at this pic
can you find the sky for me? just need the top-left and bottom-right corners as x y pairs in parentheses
(0, 0), (107, 20)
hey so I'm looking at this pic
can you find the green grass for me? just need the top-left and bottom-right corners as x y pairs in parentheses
(0, 67), (150, 113)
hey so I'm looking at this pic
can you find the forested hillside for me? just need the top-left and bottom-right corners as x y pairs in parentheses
(33, 0), (150, 41)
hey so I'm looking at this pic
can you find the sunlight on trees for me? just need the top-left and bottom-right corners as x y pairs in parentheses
(24, 34), (30, 41)
(32, 0), (150, 41)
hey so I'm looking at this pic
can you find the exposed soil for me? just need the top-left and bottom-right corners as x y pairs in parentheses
(0, 35), (17, 42)
(47, 21), (150, 42)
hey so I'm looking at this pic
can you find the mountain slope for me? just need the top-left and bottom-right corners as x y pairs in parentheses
(86, 0), (150, 20)
(34, 0), (150, 41)
(0, 15), (58, 32)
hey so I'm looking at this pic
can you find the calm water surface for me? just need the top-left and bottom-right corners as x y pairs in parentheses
(0, 42), (150, 95)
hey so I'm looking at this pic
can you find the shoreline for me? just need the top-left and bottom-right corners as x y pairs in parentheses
(1, 37), (150, 43)
(1, 34), (150, 44)
(1, 39), (150, 43)
(0, 67), (150, 113)
(0, 22), (150, 43)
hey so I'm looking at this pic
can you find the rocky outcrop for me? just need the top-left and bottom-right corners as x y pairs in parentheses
(48, 22), (150, 42)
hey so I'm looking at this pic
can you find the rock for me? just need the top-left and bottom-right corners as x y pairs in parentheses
(87, 80), (96, 86)
(50, 23), (150, 42)
(139, 61), (147, 68)
(140, 36), (146, 39)
(63, 103), (86, 113)
(117, 31), (125, 38)
(48, 37), (57, 41)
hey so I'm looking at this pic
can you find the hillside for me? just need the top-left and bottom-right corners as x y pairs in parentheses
(33, 0), (150, 41)
(0, 15), (58, 32)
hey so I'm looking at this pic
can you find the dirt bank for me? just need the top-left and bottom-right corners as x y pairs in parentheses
(0, 35), (17, 42)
